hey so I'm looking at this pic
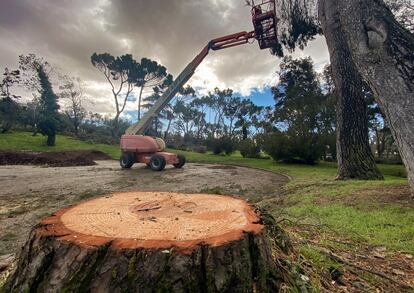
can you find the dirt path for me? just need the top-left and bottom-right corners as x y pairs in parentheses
(0, 161), (287, 274)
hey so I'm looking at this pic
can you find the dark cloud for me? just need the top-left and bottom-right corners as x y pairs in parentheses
(0, 0), (329, 116)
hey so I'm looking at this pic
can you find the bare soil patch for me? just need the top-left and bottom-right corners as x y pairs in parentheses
(0, 150), (112, 167)
(207, 165), (237, 170)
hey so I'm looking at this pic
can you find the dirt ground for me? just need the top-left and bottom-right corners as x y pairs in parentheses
(0, 150), (112, 167)
(0, 160), (287, 281)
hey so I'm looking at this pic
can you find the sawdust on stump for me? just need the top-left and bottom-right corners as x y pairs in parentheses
(4, 191), (294, 292)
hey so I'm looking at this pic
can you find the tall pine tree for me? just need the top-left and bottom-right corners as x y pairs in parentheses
(37, 65), (60, 146)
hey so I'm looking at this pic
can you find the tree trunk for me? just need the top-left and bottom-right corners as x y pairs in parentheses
(112, 114), (120, 138)
(331, 0), (414, 195)
(74, 120), (79, 136)
(138, 86), (144, 121)
(164, 118), (172, 140)
(46, 133), (56, 146)
(319, 0), (383, 180)
(380, 129), (386, 159)
(375, 127), (381, 159)
(4, 191), (297, 293)
(242, 125), (248, 140)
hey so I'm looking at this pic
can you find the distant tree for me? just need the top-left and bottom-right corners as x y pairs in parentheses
(174, 100), (201, 141)
(272, 57), (324, 130)
(59, 76), (86, 136)
(177, 85), (196, 101)
(140, 92), (164, 136)
(234, 99), (262, 140)
(18, 54), (51, 136)
(238, 138), (261, 158)
(205, 88), (233, 137)
(319, 65), (337, 160)
(91, 53), (139, 137)
(136, 58), (172, 120)
(223, 96), (242, 139)
(78, 111), (131, 145)
(36, 65), (60, 146)
(140, 75), (175, 137)
(0, 68), (20, 133)
(208, 137), (236, 156)
(18, 54), (61, 144)
(0, 68), (20, 100)
(19, 54), (55, 90)
(172, 86), (197, 141)
(163, 106), (175, 140)
(251, 106), (274, 134)
(360, 80), (401, 163)
(267, 57), (335, 164)
(23, 96), (41, 135)
(190, 96), (210, 139)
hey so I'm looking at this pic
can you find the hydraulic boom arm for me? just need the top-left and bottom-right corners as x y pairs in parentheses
(125, 31), (255, 135)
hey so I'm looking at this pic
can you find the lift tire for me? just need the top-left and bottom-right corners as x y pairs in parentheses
(173, 154), (186, 168)
(120, 153), (134, 169)
(149, 155), (166, 171)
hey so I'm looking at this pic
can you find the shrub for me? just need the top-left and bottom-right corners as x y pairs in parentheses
(257, 131), (324, 164)
(191, 145), (207, 153)
(238, 139), (261, 158)
(208, 137), (235, 155)
(0, 97), (20, 133)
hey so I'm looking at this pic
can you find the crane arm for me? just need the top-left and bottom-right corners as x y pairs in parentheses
(125, 31), (255, 135)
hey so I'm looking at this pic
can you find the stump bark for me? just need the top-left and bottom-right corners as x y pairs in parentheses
(4, 191), (291, 293)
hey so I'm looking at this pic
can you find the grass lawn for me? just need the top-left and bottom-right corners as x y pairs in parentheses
(0, 131), (120, 159)
(175, 149), (414, 290)
(173, 150), (413, 253)
(1, 131), (413, 289)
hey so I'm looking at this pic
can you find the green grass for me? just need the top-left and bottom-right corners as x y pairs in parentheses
(299, 245), (342, 271)
(173, 149), (413, 254)
(289, 203), (414, 252)
(0, 131), (120, 159)
(1, 131), (412, 254)
(174, 149), (406, 180)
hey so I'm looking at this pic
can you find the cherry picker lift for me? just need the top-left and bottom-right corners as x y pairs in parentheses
(120, 0), (278, 171)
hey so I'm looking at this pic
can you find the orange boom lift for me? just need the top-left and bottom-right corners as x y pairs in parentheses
(120, 0), (278, 171)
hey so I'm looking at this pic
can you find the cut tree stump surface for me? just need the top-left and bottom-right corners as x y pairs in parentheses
(4, 191), (293, 292)
(42, 191), (263, 252)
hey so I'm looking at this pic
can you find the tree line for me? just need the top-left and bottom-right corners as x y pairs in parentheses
(0, 52), (400, 167)
(0, 54), (125, 145)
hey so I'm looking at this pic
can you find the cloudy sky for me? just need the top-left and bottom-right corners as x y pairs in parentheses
(0, 0), (329, 121)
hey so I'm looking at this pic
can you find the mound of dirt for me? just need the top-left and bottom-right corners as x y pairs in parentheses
(0, 150), (113, 167)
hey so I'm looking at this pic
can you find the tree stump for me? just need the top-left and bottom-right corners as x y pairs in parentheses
(4, 191), (291, 292)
